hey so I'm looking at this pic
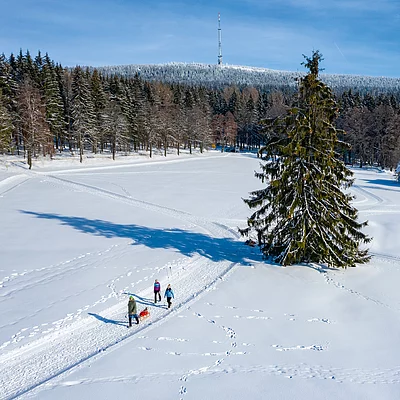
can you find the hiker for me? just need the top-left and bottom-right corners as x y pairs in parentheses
(128, 296), (139, 327)
(164, 284), (175, 309)
(154, 279), (161, 303)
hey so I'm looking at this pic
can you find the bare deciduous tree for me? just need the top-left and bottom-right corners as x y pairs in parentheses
(17, 78), (52, 168)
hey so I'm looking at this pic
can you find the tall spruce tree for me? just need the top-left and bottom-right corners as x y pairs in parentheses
(71, 66), (96, 162)
(90, 68), (107, 153)
(120, 74), (145, 152)
(42, 54), (65, 152)
(0, 89), (13, 152)
(240, 51), (371, 268)
(103, 98), (129, 160)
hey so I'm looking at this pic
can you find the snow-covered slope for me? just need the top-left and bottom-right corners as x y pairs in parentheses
(1, 152), (400, 400)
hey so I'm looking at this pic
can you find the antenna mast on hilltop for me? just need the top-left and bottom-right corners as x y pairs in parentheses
(218, 13), (223, 65)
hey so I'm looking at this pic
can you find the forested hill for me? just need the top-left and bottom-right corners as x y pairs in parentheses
(94, 62), (400, 95)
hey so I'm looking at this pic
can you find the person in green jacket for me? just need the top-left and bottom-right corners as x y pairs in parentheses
(128, 296), (139, 327)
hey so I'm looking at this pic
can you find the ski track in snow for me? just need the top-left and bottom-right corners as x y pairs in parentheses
(352, 183), (385, 209)
(43, 173), (221, 236)
(0, 244), (120, 302)
(0, 166), (247, 400)
(0, 174), (31, 197)
(354, 181), (400, 216)
(371, 252), (400, 272)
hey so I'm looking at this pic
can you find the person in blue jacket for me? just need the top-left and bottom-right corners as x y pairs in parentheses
(164, 284), (174, 309)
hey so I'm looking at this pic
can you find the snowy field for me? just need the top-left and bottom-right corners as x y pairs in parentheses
(1, 151), (400, 400)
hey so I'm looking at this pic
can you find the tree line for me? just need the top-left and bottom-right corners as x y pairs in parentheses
(1, 50), (400, 169)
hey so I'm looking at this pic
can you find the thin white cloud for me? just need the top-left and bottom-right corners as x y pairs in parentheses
(241, 0), (398, 12)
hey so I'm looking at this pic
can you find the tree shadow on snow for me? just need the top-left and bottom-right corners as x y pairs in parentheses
(20, 210), (260, 266)
(358, 178), (400, 191)
(88, 312), (127, 326)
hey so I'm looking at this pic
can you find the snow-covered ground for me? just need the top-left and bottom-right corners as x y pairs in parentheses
(1, 151), (400, 400)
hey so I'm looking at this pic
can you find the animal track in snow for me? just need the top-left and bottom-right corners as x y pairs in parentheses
(177, 308), (240, 399)
(222, 326), (236, 339)
(233, 315), (271, 320)
(166, 351), (182, 356)
(272, 344), (326, 352)
(179, 385), (187, 394)
(138, 346), (153, 351)
(307, 318), (332, 324)
(157, 337), (188, 342)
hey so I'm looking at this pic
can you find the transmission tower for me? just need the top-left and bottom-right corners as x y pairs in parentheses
(218, 13), (223, 65)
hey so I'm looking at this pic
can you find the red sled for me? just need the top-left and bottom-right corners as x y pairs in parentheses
(139, 307), (150, 321)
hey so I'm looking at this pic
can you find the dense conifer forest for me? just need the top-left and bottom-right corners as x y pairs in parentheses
(1, 50), (400, 169)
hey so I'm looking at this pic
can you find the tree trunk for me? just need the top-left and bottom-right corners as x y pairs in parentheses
(27, 148), (32, 169)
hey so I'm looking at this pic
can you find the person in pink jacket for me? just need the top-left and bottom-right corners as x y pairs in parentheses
(154, 279), (161, 303)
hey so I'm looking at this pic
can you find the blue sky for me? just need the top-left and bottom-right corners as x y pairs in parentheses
(1, 0), (399, 77)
